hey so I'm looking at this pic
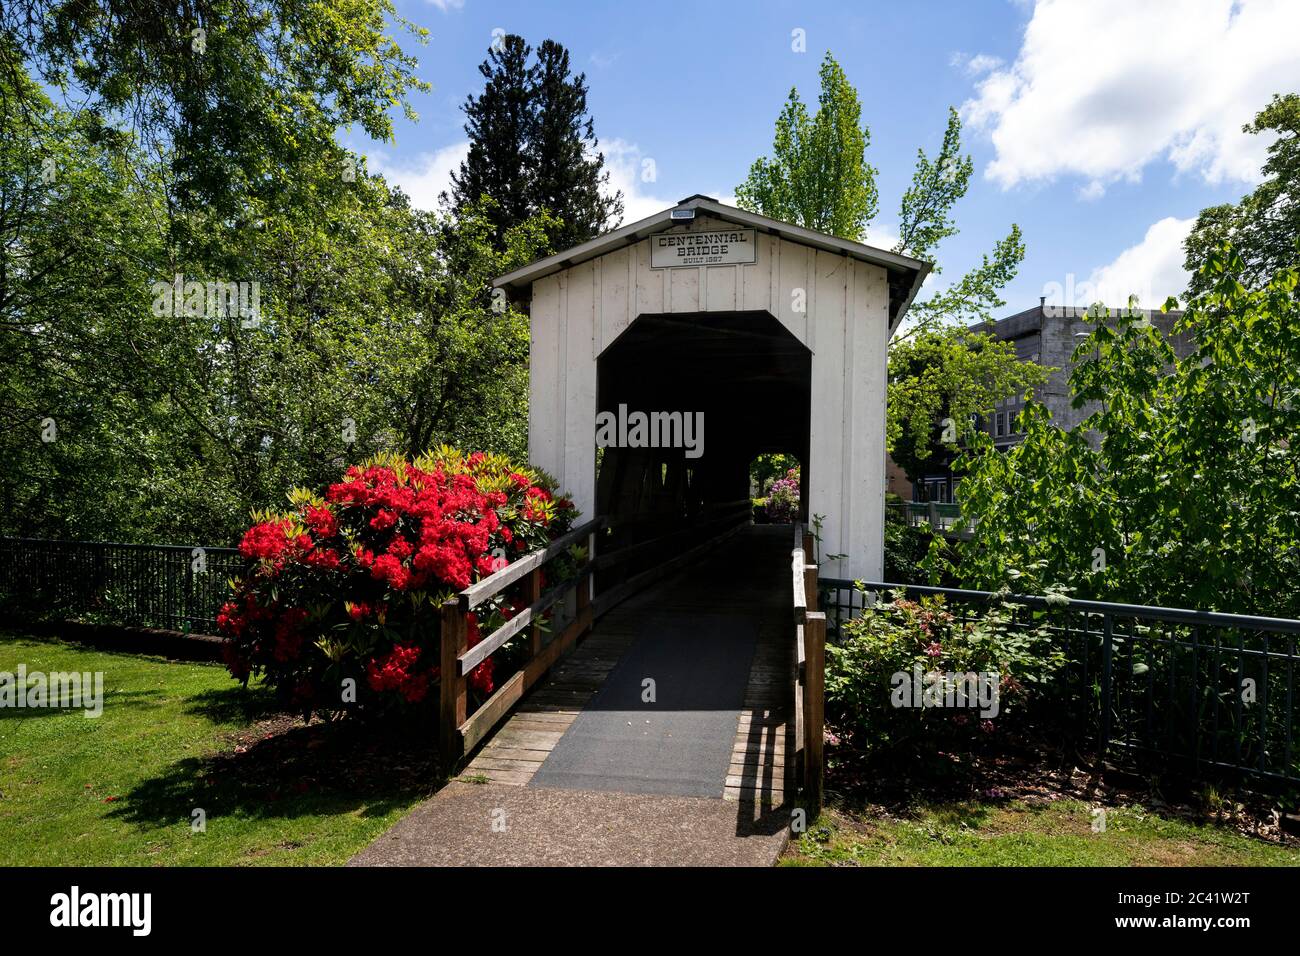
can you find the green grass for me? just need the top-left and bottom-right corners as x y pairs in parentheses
(0, 634), (440, 865)
(783, 798), (1300, 866)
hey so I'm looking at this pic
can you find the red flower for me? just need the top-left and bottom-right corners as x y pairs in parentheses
(216, 601), (245, 637)
(366, 643), (428, 702)
(304, 504), (337, 538)
(370, 553), (411, 590)
(304, 547), (341, 570)
(238, 520), (293, 561)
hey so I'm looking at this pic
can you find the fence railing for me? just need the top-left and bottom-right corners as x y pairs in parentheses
(821, 578), (1300, 789)
(887, 500), (967, 535)
(0, 537), (241, 635)
(441, 516), (605, 758)
(792, 521), (826, 811)
(441, 502), (753, 760)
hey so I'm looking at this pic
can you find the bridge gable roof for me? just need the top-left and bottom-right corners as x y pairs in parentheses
(493, 195), (931, 331)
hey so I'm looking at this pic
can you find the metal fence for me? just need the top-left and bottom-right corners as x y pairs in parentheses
(886, 500), (965, 534)
(821, 578), (1300, 790)
(0, 537), (242, 635)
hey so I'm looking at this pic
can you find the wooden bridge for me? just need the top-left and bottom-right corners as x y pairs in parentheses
(352, 513), (827, 867)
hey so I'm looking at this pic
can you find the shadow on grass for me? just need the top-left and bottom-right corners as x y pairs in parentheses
(182, 684), (287, 725)
(0, 687), (170, 720)
(106, 714), (446, 828)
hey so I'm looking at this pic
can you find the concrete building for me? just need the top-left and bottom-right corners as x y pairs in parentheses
(974, 298), (1195, 449)
(902, 299), (1195, 503)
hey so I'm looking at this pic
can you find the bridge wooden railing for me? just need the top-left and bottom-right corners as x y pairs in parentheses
(440, 516), (605, 759)
(439, 500), (753, 762)
(791, 521), (825, 811)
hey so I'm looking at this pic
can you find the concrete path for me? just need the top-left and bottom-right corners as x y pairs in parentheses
(350, 525), (796, 867)
(348, 781), (790, 867)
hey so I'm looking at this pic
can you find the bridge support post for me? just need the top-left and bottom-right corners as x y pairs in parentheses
(803, 611), (826, 812)
(440, 599), (467, 762)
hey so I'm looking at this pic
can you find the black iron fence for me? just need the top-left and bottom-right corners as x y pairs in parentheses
(0, 537), (242, 635)
(821, 578), (1300, 790)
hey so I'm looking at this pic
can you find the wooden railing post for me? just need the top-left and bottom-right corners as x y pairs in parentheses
(803, 611), (826, 812)
(440, 598), (468, 762)
(804, 561), (818, 616)
(802, 529), (815, 561)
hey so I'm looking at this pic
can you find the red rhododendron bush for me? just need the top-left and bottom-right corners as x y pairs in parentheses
(218, 447), (577, 717)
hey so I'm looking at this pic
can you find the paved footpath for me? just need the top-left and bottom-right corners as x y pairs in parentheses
(350, 526), (796, 867)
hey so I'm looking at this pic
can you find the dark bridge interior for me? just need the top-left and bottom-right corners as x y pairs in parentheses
(595, 310), (811, 527)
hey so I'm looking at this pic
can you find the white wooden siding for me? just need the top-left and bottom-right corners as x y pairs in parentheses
(527, 214), (889, 579)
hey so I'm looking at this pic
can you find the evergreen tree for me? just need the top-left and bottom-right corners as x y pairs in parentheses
(448, 35), (537, 246)
(530, 40), (622, 250)
(449, 35), (622, 248)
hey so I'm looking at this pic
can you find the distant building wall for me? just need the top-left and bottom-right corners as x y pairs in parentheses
(974, 300), (1195, 448)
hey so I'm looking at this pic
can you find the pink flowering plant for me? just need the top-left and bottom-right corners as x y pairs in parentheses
(825, 590), (1064, 761)
(218, 447), (578, 718)
(765, 467), (800, 522)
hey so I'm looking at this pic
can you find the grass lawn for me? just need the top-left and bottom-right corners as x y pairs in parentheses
(0, 633), (442, 866)
(783, 798), (1300, 866)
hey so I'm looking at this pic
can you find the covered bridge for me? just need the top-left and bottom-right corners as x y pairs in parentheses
(494, 195), (928, 579)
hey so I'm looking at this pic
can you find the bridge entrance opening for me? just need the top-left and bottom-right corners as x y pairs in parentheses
(749, 452), (803, 525)
(595, 310), (811, 529)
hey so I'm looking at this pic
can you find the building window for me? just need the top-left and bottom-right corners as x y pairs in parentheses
(995, 412), (1006, 437)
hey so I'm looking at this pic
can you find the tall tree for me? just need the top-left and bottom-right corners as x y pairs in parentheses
(1, 0), (428, 220)
(946, 251), (1300, 618)
(1183, 93), (1300, 297)
(530, 40), (622, 250)
(0, 20), (550, 544)
(888, 328), (1050, 485)
(449, 35), (622, 248)
(736, 52), (878, 241)
(449, 35), (537, 247)
(741, 70), (1032, 463)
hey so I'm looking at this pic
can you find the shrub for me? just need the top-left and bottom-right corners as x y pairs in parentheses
(884, 521), (938, 585)
(766, 467), (800, 522)
(825, 591), (1065, 763)
(218, 447), (578, 718)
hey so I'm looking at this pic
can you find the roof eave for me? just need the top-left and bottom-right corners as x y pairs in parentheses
(493, 196), (932, 327)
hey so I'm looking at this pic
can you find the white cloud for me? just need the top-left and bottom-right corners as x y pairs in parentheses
(950, 52), (1003, 76)
(368, 142), (469, 212)
(426, 0), (464, 11)
(601, 138), (678, 224)
(864, 223), (899, 253)
(961, 0), (1300, 193)
(1044, 216), (1195, 311)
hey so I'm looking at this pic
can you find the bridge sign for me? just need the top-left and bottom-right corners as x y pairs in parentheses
(651, 228), (756, 268)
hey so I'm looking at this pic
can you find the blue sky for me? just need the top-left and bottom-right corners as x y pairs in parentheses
(363, 0), (1300, 314)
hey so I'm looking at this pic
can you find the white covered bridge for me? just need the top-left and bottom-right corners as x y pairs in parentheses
(494, 194), (928, 579)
